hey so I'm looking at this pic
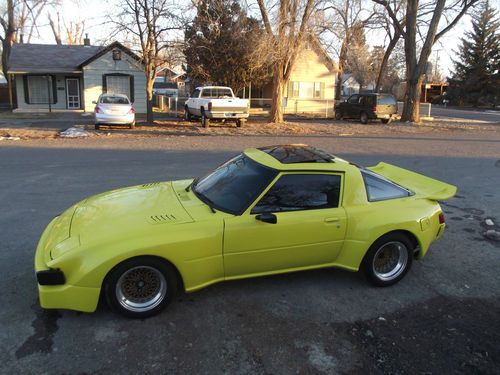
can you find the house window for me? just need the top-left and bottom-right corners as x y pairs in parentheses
(112, 50), (122, 61)
(103, 74), (134, 102)
(288, 81), (325, 99)
(25, 75), (57, 104)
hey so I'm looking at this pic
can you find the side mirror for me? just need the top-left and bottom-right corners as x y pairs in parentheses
(92, 100), (97, 104)
(255, 213), (277, 224)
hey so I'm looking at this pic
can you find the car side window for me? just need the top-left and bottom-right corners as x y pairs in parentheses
(251, 174), (342, 214)
(191, 89), (200, 98)
(348, 95), (359, 104)
(361, 170), (411, 201)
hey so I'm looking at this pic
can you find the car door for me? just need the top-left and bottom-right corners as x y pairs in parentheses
(223, 173), (347, 278)
(346, 94), (360, 117)
(189, 89), (201, 116)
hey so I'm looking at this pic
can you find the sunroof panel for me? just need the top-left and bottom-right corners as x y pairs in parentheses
(258, 145), (334, 164)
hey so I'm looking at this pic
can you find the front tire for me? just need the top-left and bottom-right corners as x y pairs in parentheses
(335, 110), (343, 120)
(236, 119), (245, 128)
(104, 257), (178, 318)
(361, 233), (413, 287)
(184, 106), (192, 121)
(129, 121), (136, 129)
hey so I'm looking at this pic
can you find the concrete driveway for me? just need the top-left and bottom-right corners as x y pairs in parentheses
(0, 134), (499, 373)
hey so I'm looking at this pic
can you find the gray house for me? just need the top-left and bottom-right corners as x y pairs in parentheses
(7, 40), (147, 113)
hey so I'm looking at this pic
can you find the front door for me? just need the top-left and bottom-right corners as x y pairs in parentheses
(223, 173), (347, 277)
(66, 78), (80, 109)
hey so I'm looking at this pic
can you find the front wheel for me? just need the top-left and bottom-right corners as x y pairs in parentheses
(361, 233), (413, 287)
(184, 106), (192, 121)
(335, 110), (343, 120)
(104, 257), (178, 318)
(129, 121), (136, 129)
(236, 119), (245, 128)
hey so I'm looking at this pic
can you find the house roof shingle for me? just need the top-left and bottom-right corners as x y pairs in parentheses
(7, 43), (103, 74)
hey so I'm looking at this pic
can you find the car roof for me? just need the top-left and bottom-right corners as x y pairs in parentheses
(196, 86), (232, 90)
(243, 144), (356, 172)
(100, 93), (129, 98)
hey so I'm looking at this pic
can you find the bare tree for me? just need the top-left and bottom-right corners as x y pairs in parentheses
(256, 0), (318, 123)
(373, 0), (480, 122)
(111, 0), (184, 124)
(48, 11), (85, 45)
(322, 0), (377, 99)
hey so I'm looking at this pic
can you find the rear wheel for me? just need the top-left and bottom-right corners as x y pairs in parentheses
(236, 119), (245, 128)
(201, 109), (210, 128)
(95, 123), (100, 130)
(335, 110), (343, 120)
(129, 121), (136, 129)
(381, 118), (391, 124)
(104, 257), (178, 318)
(361, 233), (413, 287)
(360, 112), (369, 124)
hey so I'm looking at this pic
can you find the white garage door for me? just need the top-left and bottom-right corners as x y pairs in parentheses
(106, 76), (131, 98)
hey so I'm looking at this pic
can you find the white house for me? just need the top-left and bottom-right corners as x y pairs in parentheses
(7, 40), (147, 113)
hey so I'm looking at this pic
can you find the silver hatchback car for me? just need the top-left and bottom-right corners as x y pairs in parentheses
(93, 94), (135, 129)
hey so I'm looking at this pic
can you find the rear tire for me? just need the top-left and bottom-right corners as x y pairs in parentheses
(129, 121), (136, 129)
(104, 257), (178, 319)
(381, 118), (391, 124)
(95, 124), (100, 130)
(360, 112), (369, 124)
(361, 233), (413, 287)
(236, 119), (245, 128)
(201, 110), (210, 128)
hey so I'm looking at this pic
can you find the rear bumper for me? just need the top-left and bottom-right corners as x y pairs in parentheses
(95, 113), (135, 124)
(206, 111), (249, 119)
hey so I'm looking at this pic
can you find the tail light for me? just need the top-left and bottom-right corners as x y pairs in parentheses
(128, 106), (135, 114)
(94, 106), (101, 113)
(208, 102), (212, 111)
(372, 106), (378, 112)
(438, 212), (445, 224)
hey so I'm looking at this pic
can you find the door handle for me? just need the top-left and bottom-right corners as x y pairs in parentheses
(324, 217), (340, 223)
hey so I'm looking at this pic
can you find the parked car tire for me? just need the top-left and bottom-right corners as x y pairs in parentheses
(104, 256), (178, 319)
(236, 119), (245, 128)
(201, 109), (210, 128)
(129, 121), (136, 129)
(95, 124), (100, 130)
(184, 106), (192, 121)
(381, 118), (391, 124)
(360, 112), (369, 124)
(361, 233), (413, 287)
(335, 110), (343, 120)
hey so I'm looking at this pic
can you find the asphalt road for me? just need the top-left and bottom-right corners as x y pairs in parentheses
(1, 134), (499, 374)
(431, 106), (500, 123)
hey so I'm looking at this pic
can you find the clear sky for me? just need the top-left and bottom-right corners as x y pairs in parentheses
(26, 0), (492, 77)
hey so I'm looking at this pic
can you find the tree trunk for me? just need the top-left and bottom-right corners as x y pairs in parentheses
(146, 77), (154, 124)
(1, 0), (16, 79)
(375, 32), (400, 92)
(270, 64), (285, 123)
(401, 76), (423, 122)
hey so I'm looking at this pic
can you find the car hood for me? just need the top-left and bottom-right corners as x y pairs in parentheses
(70, 182), (193, 245)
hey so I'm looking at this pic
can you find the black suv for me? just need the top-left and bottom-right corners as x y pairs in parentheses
(335, 93), (398, 124)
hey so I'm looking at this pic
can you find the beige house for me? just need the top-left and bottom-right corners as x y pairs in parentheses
(252, 38), (338, 115)
(7, 41), (147, 113)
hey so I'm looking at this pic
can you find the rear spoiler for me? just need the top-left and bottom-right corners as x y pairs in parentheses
(367, 162), (457, 201)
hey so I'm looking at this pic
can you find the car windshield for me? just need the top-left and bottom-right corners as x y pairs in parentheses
(100, 96), (129, 104)
(192, 154), (277, 215)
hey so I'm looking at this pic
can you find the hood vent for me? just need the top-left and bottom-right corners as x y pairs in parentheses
(150, 213), (177, 223)
(141, 182), (161, 188)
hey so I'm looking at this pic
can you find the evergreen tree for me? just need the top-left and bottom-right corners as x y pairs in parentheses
(184, 0), (271, 94)
(449, 0), (500, 106)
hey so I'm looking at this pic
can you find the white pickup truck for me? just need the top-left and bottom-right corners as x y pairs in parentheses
(184, 86), (249, 128)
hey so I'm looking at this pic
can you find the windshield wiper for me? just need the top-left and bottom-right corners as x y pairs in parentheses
(185, 177), (198, 192)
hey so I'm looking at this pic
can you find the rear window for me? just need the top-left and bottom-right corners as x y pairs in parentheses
(201, 88), (233, 98)
(377, 95), (397, 105)
(100, 96), (129, 104)
(361, 170), (411, 201)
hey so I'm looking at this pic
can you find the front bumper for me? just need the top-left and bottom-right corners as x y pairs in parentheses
(35, 218), (100, 313)
(95, 113), (135, 124)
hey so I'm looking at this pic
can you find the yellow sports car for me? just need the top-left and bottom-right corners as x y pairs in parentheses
(35, 145), (456, 318)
